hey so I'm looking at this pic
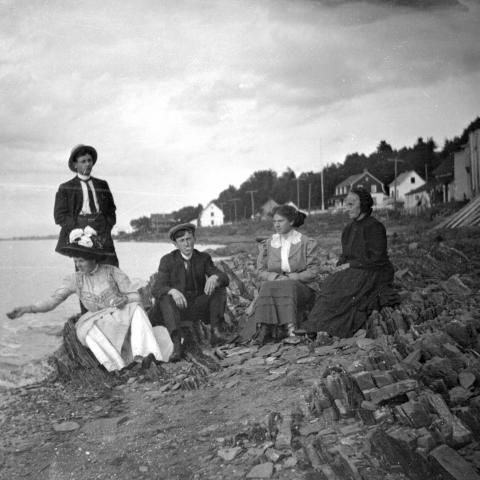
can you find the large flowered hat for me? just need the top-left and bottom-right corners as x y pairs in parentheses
(60, 227), (111, 260)
(68, 144), (97, 172)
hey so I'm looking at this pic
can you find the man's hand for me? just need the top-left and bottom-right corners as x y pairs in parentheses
(168, 288), (188, 308)
(204, 275), (219, 295)
(334, 263), (350, 272)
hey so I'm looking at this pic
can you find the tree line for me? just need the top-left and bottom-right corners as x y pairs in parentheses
(130, 116), (480, 230)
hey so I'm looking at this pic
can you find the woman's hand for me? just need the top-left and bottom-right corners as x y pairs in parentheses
(334, 263), (350, 273)
(7, 306), (33, 319)
(109, 295), (128, 309)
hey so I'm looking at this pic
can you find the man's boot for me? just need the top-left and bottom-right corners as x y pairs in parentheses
(170, 331), (183, 362)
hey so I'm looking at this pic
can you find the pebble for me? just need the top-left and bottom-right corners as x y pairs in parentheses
(217, 446), (242, 461)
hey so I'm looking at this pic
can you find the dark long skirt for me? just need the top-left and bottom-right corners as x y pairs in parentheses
(254, 279), (314, 327)
(303, 265), (396, 338)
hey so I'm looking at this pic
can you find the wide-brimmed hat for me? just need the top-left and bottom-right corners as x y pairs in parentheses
(168, 223), (196, 241)
(68, 144), (98, 172)
(60, 227), (112, 260)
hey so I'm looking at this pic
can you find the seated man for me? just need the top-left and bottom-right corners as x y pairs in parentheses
(150, 223), (229, 361)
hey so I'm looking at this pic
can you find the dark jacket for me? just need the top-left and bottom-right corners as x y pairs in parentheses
(151, 249), (229, 298)
(54, 176), (116, 254)
(338, 215), (392, 270)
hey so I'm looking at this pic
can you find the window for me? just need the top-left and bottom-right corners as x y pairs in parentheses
(371, 185), (377, 193)
(211, 220), (214, 226)
(411, 177), (415, 183)
(211, 212), (214, 217)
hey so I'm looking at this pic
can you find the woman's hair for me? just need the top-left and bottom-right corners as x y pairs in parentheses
(272, 204), (307, 228)
(351, 187), (373, 216)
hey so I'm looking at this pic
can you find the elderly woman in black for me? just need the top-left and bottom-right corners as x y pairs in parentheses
(304, 187), (397, 338)
(254, 205), (321, 343)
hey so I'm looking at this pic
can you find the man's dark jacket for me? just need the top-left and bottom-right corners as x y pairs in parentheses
(151, 249), (229, 298)
(53, 176), (116, 254)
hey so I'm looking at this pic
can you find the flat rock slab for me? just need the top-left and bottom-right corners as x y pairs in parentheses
(257, 344), (281, 357)
(217, 446), (242, 462)
(314, 345), (337, 356)
(246, 462), (274, 478)
(369, 379), (418, 404)
(52, 421), (80, 432)
(429, 444), (480, 480)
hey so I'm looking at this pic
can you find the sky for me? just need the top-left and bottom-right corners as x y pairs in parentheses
(0, 0), (479, 237)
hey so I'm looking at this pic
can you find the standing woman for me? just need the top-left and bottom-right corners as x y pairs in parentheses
(255, 205), (321, 343)
(7, 228), (172, 371)
(304, 187), (397, 338)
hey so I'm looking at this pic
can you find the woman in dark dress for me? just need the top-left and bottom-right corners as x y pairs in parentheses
(304, 187), (397, 338)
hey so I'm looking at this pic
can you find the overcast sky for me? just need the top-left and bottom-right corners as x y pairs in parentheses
(1, 0), (479, 237)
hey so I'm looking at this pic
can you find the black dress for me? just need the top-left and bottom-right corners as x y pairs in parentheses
(303, 215), (397, 337)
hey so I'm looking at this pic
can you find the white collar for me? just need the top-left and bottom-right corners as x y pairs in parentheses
(271, 230), (302, 248)
(77, 173), (91, 182)
(181, 252), (193, 261)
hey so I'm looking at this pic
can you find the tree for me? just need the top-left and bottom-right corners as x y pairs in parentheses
(172, 204), (203, 223)
(130, 216), (151, 234)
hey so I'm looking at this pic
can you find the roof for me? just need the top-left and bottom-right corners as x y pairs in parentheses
(405, 184), (429, 196)
(336, 173), (363, 189)
(388, 170), (423, 187)
(335, 170), (385, 190)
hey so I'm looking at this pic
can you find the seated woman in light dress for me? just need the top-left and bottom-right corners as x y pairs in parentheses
(254, 205), (321, 343)
(7, 227), (172, 371)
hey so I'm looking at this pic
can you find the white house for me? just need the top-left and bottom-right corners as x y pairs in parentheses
(198, 202), (224, 227)
(388, 170), (425, 203)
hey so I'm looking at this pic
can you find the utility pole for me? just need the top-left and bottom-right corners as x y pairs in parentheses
(388, 157), (403, 211)
(321, 168), (325, 211)
(229, 198), (240, 223)
(296, 177), (301, 208)
(246, 190), (257, 220)
(425, 163), (428, 182)
(308, 183), (312, 213)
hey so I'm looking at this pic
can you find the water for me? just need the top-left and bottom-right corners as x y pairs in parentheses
(0, 239), (221, 387)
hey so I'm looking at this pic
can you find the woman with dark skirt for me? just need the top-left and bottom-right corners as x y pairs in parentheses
(254, 205), (321, 343)
(304, 187), (398, 338)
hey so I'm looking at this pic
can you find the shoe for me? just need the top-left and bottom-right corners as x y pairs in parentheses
(169, 333), (183, 362)
(255, 324), (273, 345)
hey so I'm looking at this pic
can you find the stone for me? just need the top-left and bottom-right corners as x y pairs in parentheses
(314, 345), (337, 356)
(275, 415), (292, 450)
(372, 371), (395, 388)
(425, 392), (472, 447)
(299, 419), (323, 437)
(296, 356), (317, 364)
(459, 371), (476, 390)
(246, 462), (274, 478)
(369, 380), (418, 404)
(264, 448), (281, 462)
(397, 400), (432, 428)
(81, 417), (121, 437)
(283, 456), (297, 468)
(416, 432), (436, 451)
(257, 344), (280, 357)
(244, 357), (265, 367)
(449, 386), (472, 406)
(217, 447), (242, 462)
(356, 338), (375, 350)
(52, 421), (80, 432)
(352, 372), (375, 390)
(429, 444), (480, 480)
(339, 422), (363, 436)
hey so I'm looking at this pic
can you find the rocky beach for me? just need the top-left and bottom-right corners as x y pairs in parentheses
(1, 218), (480, 480)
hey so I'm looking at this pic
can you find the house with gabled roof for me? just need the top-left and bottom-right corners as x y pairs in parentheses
(388, 170), (425, 203)
(198, 201), (224, 227)
(332, 169), (387, 209)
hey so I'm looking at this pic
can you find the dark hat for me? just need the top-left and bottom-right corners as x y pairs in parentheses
(68, 144), (97, 172)
(168, 223), (196, 241)
(59, 227), (112, 261)
(351, 187), (374, 214)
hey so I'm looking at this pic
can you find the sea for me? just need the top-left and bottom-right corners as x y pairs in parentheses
(0, 239), (221, 388)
